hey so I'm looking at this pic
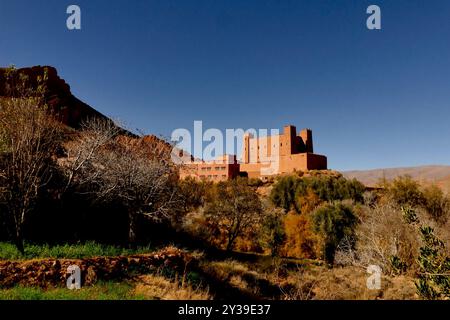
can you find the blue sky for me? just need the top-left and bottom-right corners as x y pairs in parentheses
(1, 0), (450, 170)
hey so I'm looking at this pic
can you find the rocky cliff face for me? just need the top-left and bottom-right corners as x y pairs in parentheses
(0, 65), (175, 155)
(0, 65), (108, 128)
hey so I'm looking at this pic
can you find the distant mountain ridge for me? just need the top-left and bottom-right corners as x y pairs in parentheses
(343, 165), (450, 192)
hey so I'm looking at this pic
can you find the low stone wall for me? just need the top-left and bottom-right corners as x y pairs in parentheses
(0, 247), (193, 288)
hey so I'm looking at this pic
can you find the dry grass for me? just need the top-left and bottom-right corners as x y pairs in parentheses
(203, 258), (419, 300)
(133, 274), (211, 300)
(201, 259), (262, 288)
(273, 265), (418, 300)
(203, 260), (251, 279)
(199, 259), (280, 298)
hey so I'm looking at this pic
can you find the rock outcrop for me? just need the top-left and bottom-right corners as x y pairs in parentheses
(0, 65), (108, 129)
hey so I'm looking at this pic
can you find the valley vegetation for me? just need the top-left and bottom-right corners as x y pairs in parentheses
(1, 67), (450, 300)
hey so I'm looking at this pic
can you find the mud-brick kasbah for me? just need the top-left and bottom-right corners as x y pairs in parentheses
(180, 125), (327, 182)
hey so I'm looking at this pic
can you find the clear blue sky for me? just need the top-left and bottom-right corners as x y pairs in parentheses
(1, 0), (450, 171)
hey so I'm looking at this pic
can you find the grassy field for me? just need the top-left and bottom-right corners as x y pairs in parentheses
(0, 241), (155, 260)
(0, 281), (144, 300)
(0, 276), (210, 300)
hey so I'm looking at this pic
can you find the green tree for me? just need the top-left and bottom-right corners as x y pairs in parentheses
(270, 175), (301, 212)
(422, 184), (449, 224)
(205, 178), (263, 251)
(178, 177), (212, 213)
(260, 207), (286, 256)
(311, 202), (358, 264)
(304, 176), (365, 203)
(270, 175), (365, 214)
(388, 175), (424, 208)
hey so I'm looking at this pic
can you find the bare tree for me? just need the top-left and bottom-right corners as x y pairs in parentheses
(98, 135), (179, 245)
(334, 201), (419, 274)
(0, 96), (62, 252)
(62, 119), (179, 246)
(59, 117), (120, 193)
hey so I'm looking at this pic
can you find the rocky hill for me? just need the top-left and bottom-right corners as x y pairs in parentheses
(0, 66), (108, 129)
(0, 65), (176, 160)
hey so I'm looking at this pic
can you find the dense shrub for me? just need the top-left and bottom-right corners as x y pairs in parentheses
(247, 178), (264, 188)
(178, 177), (212, 213)
(296, 188), (322, 215)
(204, 178), (263, 251)
(416, 226), (450, 299)
(382, 175), (424, 208)
(421, 184), (450, 224)
(259, 208), (286, 257)
(305, 176), (365, 203)
(281, 212), (319, 259)
(380, 176), (449, 224)
(270, 175), (365, 213)
(270, 176), (299, 212)
(311, 202), (357, 264)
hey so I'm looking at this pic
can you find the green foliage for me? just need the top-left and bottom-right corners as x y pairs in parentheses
(422, 184), (450, 224)
(401, 206), (419, 224)
(416, 226), (450, 299)
(0, 242), (154, 260)
(204, 177), (263, 251)
(260, 210), (286, 256)
(389, 255), (407, 275)
(388, 176), (424, 208)
(305, 176), (365, 204)
(379, 177), (449, 224)
(270, 175), (365, 213)
(247, 178), (264, 188)
(178, 177), (212, 212)
(311, 202), (358, 264)
(0, 281), (141, 300)
(270, 175), (299, 212)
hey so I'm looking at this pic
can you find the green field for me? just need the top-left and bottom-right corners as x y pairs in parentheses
(0, 241), (154, 260)
(0, 281), (145, 300)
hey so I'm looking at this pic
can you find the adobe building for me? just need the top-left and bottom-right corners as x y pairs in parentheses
(240, 125), (327, 178)
(179, 155), (240, 182)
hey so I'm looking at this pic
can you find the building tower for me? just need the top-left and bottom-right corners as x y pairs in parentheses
(281, 125), (297, 156)
(242, 133), (251, 164)
(300, 128), (313, 153)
